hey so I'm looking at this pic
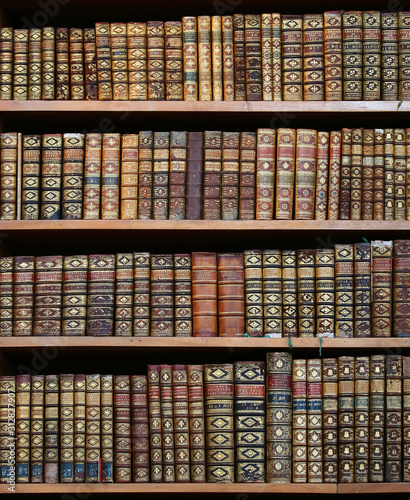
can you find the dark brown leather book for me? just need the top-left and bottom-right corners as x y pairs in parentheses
(128, 22), (147, 101)
(138, 131), (153, 220)
(56, 27), (69, 100)
(217, 253), (244, 337)
(0, 256), (13, 337)
(354, 357), (370, 482)
(150, 254), (173, 336)
(114, 253), (133, 337)
(172, 364), (190, 482)
(386, 355), (402, 481)
(85, 374), (100, 482)
(381, 13), (399, 101)
(350, 128), (363, 220)
(245, 14), (262, 100)
(148, 365), (162, 481)
(233, 14), (246, 101)
(239, 131), (256, 220)
(30, 375), (44, 482)
(44, 374), (59, 483)
(315, 248), (335, 337)
(28, 28), (41, 100)
(322, 358), (338, 483)
(110, 23), (128, 101)
(133, 252), (150, 337)
(74, 374), (86, 482)
(114, 375), (131, 482)
(192, 252), (217, 337)
(338, 356), (354, 483)
(187, 365), (205, 482)
(62, 255), (88, 336)
(16, 374), (30, 483)
(96, 22), (112, 100)
(282, 250), (298, 338)
(60, 374), (74, 482)
(174, 254), (192, 337)
(186, 132), (203, 220)
(361, 129), (375, 219)
(147, 21), (165, 100)
(335, 244), (354, 338)
(393, 240), (410, 336)
(62, 133), (85, 220)
(13, 256), (35, 336)
(303, 14), (324, 101)
(263, 249), (282, 337)
(160, 365), (175, 482)
(244, 249), (263, 336)
(84, 28), (97, 100)
(353, 243), (371, 338)
(363, 12), (381, 101)
(342, 12), (363, 100)
(339, 128), (352, 220)
(222, 131), (240, 220)
(371, 240), (393, 337)
(153, 131), (170, 220)
(22, 134), (41, 220)
(69, 28), (85, 100)
(131, 375), (149, 482)
(169, 131), (187, 220)
(13, 29), (28, 100)
(369, 355), (385, 482)
(203, 130), (222, 220)
(297, 249), (315, 338)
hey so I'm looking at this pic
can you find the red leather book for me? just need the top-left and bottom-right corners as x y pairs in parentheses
(187, 365), (205, 482)
(275, 128), (295, 220)
(131, 375), (149, 482)
(60, 374), (74, 482)
(69, 28), (85, 100)
(186, 132), (204, 220)
(233, 14), (246, 101)
(327, 131), (342, 220)
(393, 240), (410, 336)
(394, 128), (406, 220)
(138, 131), (153, 220)
(371, 240), (393, 337)
(303, 14), (324, 101)
(84, 28), (97, 100)
(114, 375), (131, 482)
(83, 133), (102, 220)
(62, 133), (85, 220)
(361, 129), (375, 220)
(120, 134), (138, 220)
(174, 254), (192, 337)
(203, 130), (222, 220)
(153, 131), (170, 220)
(127, 22), (147, 101)
(245, 14), (262, 100)
(110, 23), (128, 101)
(30, 375), (44, 482)
(172, 364), (190, 482)
(354, 243), (371, 338)
(114, 253), (133, 337)
(160, 365), (175, 482)
(339, 128), (352, 220)
(95, 22), (112, 100)
(217, 253), (244, 337)
(169, 131), (187, 220)
(62, 255), (88, 336)
(150, 254), (174, 336)
(0, 132), (18, 220)
(56, 27), (69, 100)
(256, 128), (275, 220)
(373, 129), (385, 220)
(165, 21), (183, 101)
(0, 256), (13, 337)
(44, 374), (59, 483)
(295, 129), (317, 220)
(133, 252), (150, 337)
(101, 133), (121, 219)
(350, 128), (363, 220)
(192, 252), (217, 337)
(13, 256), (35, 336)
(314, 131), (329, 220)
(147, 21), (165, 100)
(222, 131), (240, 219)
(239, 131), (256, 219)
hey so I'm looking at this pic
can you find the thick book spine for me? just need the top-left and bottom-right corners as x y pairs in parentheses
(307, 359), (323, 482)
(165, 21), (183, 101)
(303, 14), (324, 101)
(44, 374), (59, 483)
(84, 28), (97, 100)
(385, 355), (402, 481)
(393, 240), (410, 336)
(217, 253), (244, 337)
(186, 132), (203, 220)
(282, 250), (298, 337)
(263, 249), (282, 337)
(314, 131), (329, 219)
(22, 134), (41, 220)
(182, 17), (198, 101)
(0, 256), (13, 337)
(127, 22), (147, 101)
(187, 365), (205, 482)
(371, 240), (393, 337)
(315, 248), (335, 337)
(147, 21), (165, 100)
(33, 256), (63, 336)
(384, 128), (395, 220)
(338, 356), (354, 482)
(198, 16), (212, 101)
(362, 129), (375, 219)
(295, 129), (317, 219)
(120, 134), (138, 220)
(354, 243), (371, 337)
(74, 374), (86, 482)
(62, 255), (88, 336)
(363, 11), (381, 101)
(62, 133), (84, 219)
(275, 128), (295, 219)
(101, 375), (113, 482)
(322, 358), (338, 483)
(138, 131), (153, 220)
(221, 131), (240, 220)
(83, 133), (102, 219)
(41, 134), (62, 220)
(56, 27), (69, 100)
(203, 130), (222, 220)
(297, 249), (315, 338)
(292, 359), (307, 482)
(41, 27), (55, 100)
(0, 132), (18, 220)
(101, 133), (120, 219)
(13, 29), (28, 100)
(335, 244), (354, 338)
(399, 12), (410, 100)
(403, 356), (410, 481)
(169, 131), (187, 219)
(222, 16), (234, 100)
(150, 254), (173, 336)
(13, 256), (35, 336)
(114, 253), (133, 337)
(211, 16), (223, 101)
(60, 374), (74, 482)
(131, 375), (149, 482)
(69, 28), (85, 100)
(282, 15), (302, 100)
(350, 128), (363, 220)
(233, 14), (246, 101)
(192, 252), (217, 337)
(394, 128), (406, 220)
(266, 352), (292, 483)
(0, 28), (13, 100)
(256, 128), (275, 220)
(342, 12), (363, 100)
(369, 355), (385, 482)
(339, 128), (352, 220)
(324, 11), (342, 100)
(272, 13), (282, 101)
(153, 131), (170, 220)
(133, 252), (150, 337)
(354, 357), (370, 482)
(0, 376), (15, 482)
(110, 23), (128, 101)
(114, 375), (131, 482)
(174, 254), (192, 337)
(244, 249), (263, 336)
(28, 28), (41, 100)
(245, 14), (262, 101)
(86, 254), (115, 336)
(30, 375), (44, 482)
(374, 129), (385, 220)
(239, 131), (256, 219)
(16, 375), (30, 483)
(261, 13), (273, 101)
(381, 13), (399, 101)
(96, 22), (112, 100)
(148, 365), (162, 482)
(172, 365), (190, 482)
(85, 374), (100, 482)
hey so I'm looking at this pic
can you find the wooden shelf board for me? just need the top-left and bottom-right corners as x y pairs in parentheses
(338, 483), (410, 494)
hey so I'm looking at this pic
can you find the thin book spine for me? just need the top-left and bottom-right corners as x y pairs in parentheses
(354, 357), (370, 482)
(160, 366), (176, 483)
(101, 133), (121, 220)
(153, 131), (170, 220)
(62, 255), (88, 336)
(315, 248), (335, 337)
(182, 17), (198, 101)
(148, 365), (162, 482)
(138, 131), (153, 220)
(261, 13), (273, 101)
(74, 374), (86, 482)
(101, 375), (113, 482)
(245, 14), (262, 101)
(381, 13), (399, 101)
(297, 249), (315, 338)
(233, 14), (246, 101)
(114, 253), (133, 337)
(127, 22), (147, 101)
(147, 21), (165, 100)
(338, 356), (355, 482)
(13, 29), (28, 100)
(110, 23), (128, 101)
(0, 132), (18, 220)
(44, 374), (59, 483)
(22, 134), (41, 220)
(350, 128), (363, 220)
(385, 355), (403, 481)
(353, 243), (372, 338)
(394, 128), (406, 220)
(13, 256), (35, 336)
(399, 12), (410, 100)
(244, 249), (263, 337)
(361, 129), (375, 219)
(314, 131), (330, 220)
(303, 14), (324, 101)
(282, 15), (302, 101)
(0, 28), (13, 100)
(295, 129), (317, 220)
(172, 365), (190, 482)
(192, 252), (218, 337)
(373, 129), (385, 220)
(371, 240), (393, 337)
(363, 11), (381, 101)
(221, 131), (240, 220)
(150, 254), (174, 337)
(60, 374), (74, 483)
(56, 27), (69, 100)
(198, 16), (212, 101)
(263, 249), (282, 338)
(292, 359), (307, 483)
(30, 375), (44, 482)
(307, 359), (323, 482)
(62, 133), (85, 220)
(84, 28), (97, 100)
(211, 16), (223, 101)
(85, 374), (100, 482)
(133, 252), (150, 337)
(342, 12), (363, 100)
(324, 11), (342, 101)
(120, 134), (139, 220)
(169, 131), (187, 220)
(0, 256), (13, 337)
(0, 377), (15, 482)
(28, 28), (42, 100)
(322, 358), (338, 483)
(41, 134), (63, 220)
(282, 250), (298, 338)
(256, 128), (275, 220)
(335, 244), (354, 338)
(114, 375), (132, 482)
(327, 131), (341, 220)
(165, 21), (183, 101)
(174, 254), (192, 337)
(239, 131), (256, 219)
(369, 355), (385, 482)
(131, 375), (149, 482)
(187, 365), (205, 482)
(69, 28), (85, 100)
(339, 128), (352, 220)
(41, 27), (55, 100)
(83, 133), (102, 220)
(16, 375), (30, 483)
(393, 240), (410, 336)
(96, 22), (112, 100)
(222, 16), (234, 100)
(275, 128), (295, 219)
(203, 130), (222, 220)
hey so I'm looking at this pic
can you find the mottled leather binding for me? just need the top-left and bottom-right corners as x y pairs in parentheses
(263, 249), (282, 337)
(217, 253), (244, 337)
(110, 23), (128, 101)
(147, 21), (165, 100)
(272, 13), (282, 101)
(233, 14), (246, 101)
(292, 359), (307, 482)
(198, 16), (212, 101)
(0, 376), (15, 482)
(339, 128), (352, 220)
(393, 240), (410, 336)
(83, 133), (102, 219)
(322, 358), (338, 483)
(282, 250), (298, 338)
(399, 12), (410, 100)
(369, 355), (385, 482)
(221, 131), (240, 219)
(362, 129), (375, 219)
(303, 14), (324, 101)
(62, 255), (88, 336)
(239, 131), (256, 219)
(324, 11), (342, 100)
(245, 14), (262, 101)
(222, 16), (234, 100)
(138, 131), (153, 219)
(386, 355), (402, 481)
(295, 129), (317, 219)
(282, 15), (303, 100)
(101, 375), (113, 482)
(22, 134), (41, 220)
(131, 375), (149, 482)
(16, 375), (30, 483)
(30, 375), (44, 482)
(56, 27), (69, 100)
(354, 357), (370, 482)
(381, 13), (399, 101)
(159, 370), (176, 482)
(114, 253), (133, 337)
(74, 374), (86, 482)
(406, 129), (410, 221)
(371, 240), (393, 337)
(186, 132), (203, 220)
(114, 375), (131, 482)
(174, 254), (192, 337)
(62, 133), (85, 220)
(354, 243), (371, 337)
(256, 128), (275, 220)
(69, 28), (85, 100)
(153, 131), (170, 220)
(335, 244), (354, 337)
(42, 27), (55, 100)
(84, 28), (97, 100)
(244, 249), (263, 336)
(120, 134), (138, 220)
(275, 128), (296, 219)
(261, 13), (273, 101)
(363, 12), (381, 101)
(187, 365), (205, 482)
(315, 131), (329, 219)
(327, 131), (341, 220)
(203, 130), (222, 220)
(41, 134), (62, 220)
(60, 374), (74, 482)
(85, 374), (100, 482)
(169, 131), (187, 219)
(133, 252), (150, 337)
(338, 356), (354, 483)
(192, 252), (217, 337)
(307, 359), (323, 482)
(101, 133), (120, 219)
(342, 12), (362, 100)
(128, 22), (147, 101)
(0, 28), (13, 100)
(150, 254), (173, 336)
(315, 249), (335, 337)
(373, 129), (385, 220)
(403, 356), (410, 481)
(28, 28), (41, 100)
(148, 365), (162, 482)
(394, 129), (406, 220)
(165, 21), (183, 101)
(297, 249), (315, 338)
(182, 17), (198, 101)
(0, 257), (12, 337)
(384, 129), (394, 220)
(0, 132), (18, 220)
(13, 256), (35, 336)
(44, 374), (59, 483)
(13, 29), (28, 100)
(172, 364), (190, 482)
(212, 16), (223, 101)
(350, 128), (363, 220)
(96, 22), (112, 100)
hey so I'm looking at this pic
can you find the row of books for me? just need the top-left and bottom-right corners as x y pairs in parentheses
(2, 11), (410, 102)
(1, 353), (408, 484)
(1, 239), (409, 338)
(1, 127), (410, 221)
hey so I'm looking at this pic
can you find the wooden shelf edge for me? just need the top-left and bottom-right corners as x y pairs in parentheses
(337, 483), (410, 493)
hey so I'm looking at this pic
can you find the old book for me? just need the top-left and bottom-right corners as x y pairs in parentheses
(381, 13), (399, 100)
(60, 374), (74, 482)
(303, 14), (324, 101)
(127, 22), (147, 101)
(272, 13), (282, 100)
(222, 131), (240, 220)
(28, 28), (41, 100)
(16, 375), (30, 483)
(42, 27), (55, 99)
(44, 374), (59, 483)
(245, 14), (262, 100)
(399, 12), (410, 100)
(198, 16), (212, 101)
(22, 134), (41, 220)
(275, 128), (295, 219)
(138, 131), (153, 219)
(385, 355), (402, 481)
(131, 375), (149, 482)
(339, 128), (352, 220)
(30, 375), (44, 482)
(133, 252), (150, 337)
(363, 11), (381, 101)
(120, 134), (139, 220)
(373, 129), (385, 220)
(282, 250), (298, 337)
(342, 12), (363, 100)
(153, 131), (170, 220)
(85, 374), (100, 482)
(203, 130), (222, 220)
(338, 356), (354, 483)
(295, 129), (317, 219)
(350, 128), (363, 220)
(0, 28), (13, 100)
(263, 249), (282, 337)
(256, 128), (275, 220)
(84, 28), (97, 100)
(297, 249), (315, 338)
(13, 29), (28, 100)
(110, 23), (128, 101)
(222, 16), (234, 100)
(41, 133), (63, 220)
(169, 131), (187, 219)
(403, 356), (410, 481)
(13, 256), (35, 336)
(83, 133), (102, 219)
(384, 129), (395, 220)
(0, 132), (18, 220)
(406, 130), (410, 220)
(96, 22), (112, 100)
(217, 253), (244, 337)
(174, 254), (192, 337)
(114, 253), (133, 337)
(212, 16), (223, 101)
(74, 374), (86, 482)
(148, 365), (162, 482)
(101, 375), (113, 482)
(335, 244), (354, 337)
(0, 256), (12, 337)
(361, 129), (375, 219)
(165, 21), (183, 101)
(0, 376), (15, 482)
(233, 14), (246, 101)
(324, 11), (342, 100)
(322, 358), (338, 483)
(393, 240), (410, 336)
(266, 352), (292, 483)
(327, 131), (342, 220)
(354, 357), (370, 482)
(62, 255), (88, 336)
(101, 133), (120, 219)
(292, 358), (307, 482)
(69, 28), (85, 100)
(315, 131), (329, 219)
(186, 132), (203, 220)
(354, 243), (371, 337)
(261, 13), (273, 101)
(371, 240), (393, 337)
(147, 21), (165, 100)
(369, 355), (385, 482)
(151, 254), (173, 336)
(244, 249), (263, 336)
(172, 365), (190, 482)
(282, 15), (302, 100)
(86, 254), (115, 336)
(239, 131), (256, 219)
(182, 17), (198, 101)
(192, 252), (217, 337)
(114, 375), (131, 482)
(394, 128), (406, 220)
(187, 365), (205, 482)
(307, 359), (323, 482)
(56, 27), (69, 100)
(62, 133), (84, 219)
(315, 248), (335, 337)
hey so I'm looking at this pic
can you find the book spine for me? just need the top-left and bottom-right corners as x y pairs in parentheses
(114, 375), (131, 482)
(172, 364), (190, 482)
(384, 129), (395, 220)
(22, 134), (41, 220)
(13, 256), (35, 336)
(74, 374), (86, 482)
(86, 254), (115, 336)
(0, 377), (15, 482)
(114, 253), (133, 337)
(165, 21), (183, 101)
(381, 13), (399, 101)
(56, 27), (69, 100)
(187, 365), (205, 482)
(282, 250), (298, 337)
(303, 14), (324, 101)
(245, 14), (262, 101)
(239, 131), (256, 219)
(363, 11), (381, 101)
(353, 243), (372, 338)
(373, 129), (385, 220)
(85, 374), (100, 482)
(342, 12), (363, 100)
(203, 130), (222, 220)
(83, 133), (102, 219)
(371, 240), (393, 337)
(148, 365), (162, 482)
(297, 249), (315, 338)
(221, 131), (240, 220)
(282, 15), (302, 100)
(212, 16), (223, 101)
(393, 240), (410, 336)
(217, 253), (244, 337)
(339, 128), (352, 220)
(324, 11), (342, 101)
(198, 16), (212, 101)
(314, 131), (329, 219)
(0, 257), (13, 337)
(84, 28), (97, 100)
(30, 375), (44, 482)
(192, 252), (217, 337)
(174, 254), (192, 337)
(62, 133), (84, 219)
(327, 131), (342, 220)
(256, 128), (275, 220)
(307, 359), (323, 482)
(385, 355), (402, 481)
(131, 375), (149, 482)
(354, 357), (370, 482)
(147, 21), (165, 100)
(0, 28), (13, 100)
(69, 28), (85, 100)
(153, 131), (170, 220)
(44, 374), (59, 483)
(394, 128), (406, 220)
(0, 132), (18, 220)
(101, 375), (113, 482)
(322, 358), (338, 483)
(42, 27), (55, 100)
(138, 130), (153, 219)
(261, 13), (273, 101)
(233, 14), (246, 101)
(182, 17), (198, 101)
(361, 129), (375, 219)
(370, 355), (385, 482)
(315, 248), (335, 337)
(275, 128), (296, 219)
(335, 244), (354, 337)
(28, 28), (41, 100)
(350, 128), (363, 220)
(120, 134), (138, 220)
(62, 254), (88, 336)
(96, 22), (112, 100)
(110, 23), (128, 101)
(403, 356), (410, 481)
(133, 252), (150, 337)
(16, 375), (30, 483)
(244, 249), (263, 336)
(150, 254), (173, 337)
(186, 131), (203, 220)
(263, 249), (282, 337)
(292, 358), (307, 482)
(222, 16), (234, 100)
(41, 133), (62, 220)
(13, 29), (28, 100)
(127, 22), (147, 101)
(169, 131), (187, 219)
(295, 129), (317, 219)
(338, 356), (355, 482)
(60, 374), (74, 482)
(101, 133), (120, 219)
(399, 12), (410, 100)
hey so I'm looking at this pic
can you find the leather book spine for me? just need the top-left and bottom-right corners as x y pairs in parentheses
(297, 249), (315, 338)
(192, 252), (217, 337)
(371, 240), (393, 337)
(239, 131), (256, 219)
(314, 131), (329, 219)
(83, 133), (102, 219)
(342, 12), (363, 100)
(222, 16), (234, 100)
(56, 27), (69, 100)
(217, 252), (244, 337)
(84, 28), (97, 100)
(44, 374), (59, 483)
(147, 21), (165, 100)
(13, 256), (35, 336)
(234, 361), (265, 482)
(385, 355), (402, 481)
(262, 13), (273, 101)
(172, 364), (190, 482)
(33, 255), (63, 336)
(101, 132), (120, 219)
(186, 131), (203, 220)
(282, 250), (298, 337)
(182, 17), (198, 101)
(353, 243), (371, 337)
(160, 364), (175, 482)
(198, 16), (212, 101)
(101, 375), (113, 482)
(0, 132), (18, 220)
(114, 253), (133, 337)
(0, 377), (15, 482)
(335, 244), (354, 337)
(96, 22), (112, 100)
(373, 129), (385, 220)
(110, 23), (128, 101)
(150, 254), (174, 336)
(187, 365), (205, 482)
(295, 129), (317, 219)
(127, 22), (147, 101)
(272, 13), (282, 100)
(16, 375), (30, 483)
(233, 14), (246, 101)
(384, 129), (394, 220)
(394, 128), (406, 220)
(0, 257), (13, 337)
(327, 131), (341, 220)
(69, 28), (85, 100)
(138, 130), (153, 219)
(62, 133), (85, 220)
(315, 249), (335, 337)
(244, 249), (263, 336)
(282, 15), (302, 101)
(28, 28), (41, 100)
(0, 28), (13, 100)
(256, 128), (275, 220)
(266, 352), (292, 483)
(381, 13), (399, 101)
(169, 131), (187, 219)
(307, 359), (323, 482)
(350, 128), (363, 220)
(369, 355), (385, 482)
(114, 375), (131, 482)
(62, 254), (88, 336)
(164, 21), (183, 101)
(13, 29), (28, 100)
(153, 131), (170, 220)
(41, 133), (62, 220)
(363, 11), (381, 101)
(324, 11), (342, 101)
(30, 375), (44, 482)
(174, 254), (192, 337)
(120, 133), (139, 220)
(221, 131), (240, 219)
(407, 129), (410, 221)
(205, 363), (234, 483)
(399, 12), (410, 100)
(245, 14), (262, 101)
(74, 374), (86, 482)
(338, 356), (355, 483)
(361, 129), (375, 219)
(322, 358), (338, 483)
(148, 365), (162, 482)
(292, 359), (307, 482)
(203, 130), (222, 220)
(133, 252), (150, 337)
(41, 27), (55, 100)
(85, 374), (100, 482)
(403, 356), (410, 480)
(275, 128), (295, 219)
(86, 254), (115, 336)
(303, 13), (324, 101)
(60, 374), (74, 482)
(212, 16), (223, 101)
(393, 240), (410, 336)
(131, 375), (149, 482)
(339, 128), (352, 220)
(263, 249), (282, 337)
(22, 134), (41, 220)
(354, 357), (370, 482)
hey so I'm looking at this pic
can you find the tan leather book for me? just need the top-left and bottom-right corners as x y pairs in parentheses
(338, 356), (354, 483)
(363, 11), (381, 101)
(244, 249), (263, 336)
(275, 128), (295, 219)
(217, 252), (244, 337)
(262, 13), (273, 101)
(182, 17), (198, 101)
(62, 133), (85, 220)
(350, 128), (363, 220)
(327, 131), (342, 220)
(245, 14), (262, 100)
(114, 253), (133, 337)
(13, 29), (28, 100)
(165, 21), (183, 101)
(295, 129), (317, 220)
(120, 134), (139, 220)
(44, 374), (59, 483)
(394, 128), (406, 220)
(16, 374), (30, 483)
(110, 23), (128, 100)
(361, 129), (375, 219)
(198, 16), (212, 101)
(172, 365), (190, 482)
(315, 248), (335, 337)
(272, 13), (282, 101)
(297, 249), (315, 338)
(60, 374), (74, 482)
(239, 131), (256, 219)
(256, 128), (275, 220)
(153, 131), (170, 220)
(0, 28), (13, 100)
(127, 22), (147, 101)
(114, 375), (131, 482)
(381, 13), (399, 101)
(233, 14), (246, 101)
(324, 11), (342, 100)
(222, 16), (234, 100)
(147, 21), (165, 100)
(69, 28), (85, 100)
(314, 131), (329, 220)
(96, 22), (112, 100)
(211, 16), (223, 101)
(28, 28), (42, 100)
(303, 14), (324, 101)
(101, 133), (120, 219)
(263, 249), (282, 337)
(192, 252), (217, 337)
(83, 133), (102, 220)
